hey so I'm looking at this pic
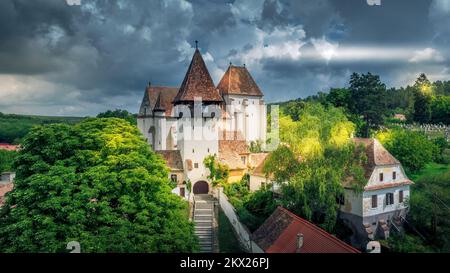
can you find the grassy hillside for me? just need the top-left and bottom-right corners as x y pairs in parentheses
(0, 112), (85, 144)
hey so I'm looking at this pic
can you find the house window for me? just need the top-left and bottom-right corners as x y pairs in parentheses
(386, 193), (394, 205)
(194, 163), (199, 168)
(170, 174), (177, 183)
(393, 171), (397, 180)
(192, 149), (195, 153)
(241, 156), (246, 165)
(180, 187), (185, 197)
(399, 190), (404, 203)
(379, 173), (384, 182)
(207, 148), (210, 153)
(371, 195), (378, 208)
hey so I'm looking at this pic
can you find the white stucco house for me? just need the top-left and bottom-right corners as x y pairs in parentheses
(339, 138), (413, 248)
(137, 46), (267, 199)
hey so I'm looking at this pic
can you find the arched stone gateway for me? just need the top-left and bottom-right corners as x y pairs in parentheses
(193, 181), (209, 195)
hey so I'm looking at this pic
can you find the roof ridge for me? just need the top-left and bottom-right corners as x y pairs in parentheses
(277, 207), (360, 253)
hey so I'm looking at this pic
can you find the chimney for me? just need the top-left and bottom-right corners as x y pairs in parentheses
(296, 233), (304, 252)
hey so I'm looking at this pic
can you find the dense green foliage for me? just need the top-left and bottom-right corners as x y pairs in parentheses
(0, 150), (17, 173)
(278, 73), (449, 139)
(413, 74), (433, 123)
(349, 73), (388, 136)
(234, 103), (363, 232)
(203, 155), (230, 187)
(0, 112), (84, 144)
(223, 176), (277, 232)
(408, 171), (450, 252)
(97, 109), (137, 125)
(377, 129), (440, 173)
(0, 118), (197, 253)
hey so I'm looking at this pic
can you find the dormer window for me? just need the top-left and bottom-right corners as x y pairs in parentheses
(379, 173), (384, 182)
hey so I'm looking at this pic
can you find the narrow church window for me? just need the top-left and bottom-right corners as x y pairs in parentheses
(371, 195), (378, 208)
(379, 173), (384, 182)
(207, 148), (210, 153)
(192, 149), (195, 153)
(393, 171), (397, 180)
(399, 190), (404, 203)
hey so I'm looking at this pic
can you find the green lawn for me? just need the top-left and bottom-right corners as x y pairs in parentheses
(409, 162), (450, 181)
(218, 208), (245, 253)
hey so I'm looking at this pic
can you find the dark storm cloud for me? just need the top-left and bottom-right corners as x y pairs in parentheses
(0, 0), (449, 115)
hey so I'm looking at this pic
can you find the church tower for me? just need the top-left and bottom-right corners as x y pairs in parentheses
(173, 43), (222, 188)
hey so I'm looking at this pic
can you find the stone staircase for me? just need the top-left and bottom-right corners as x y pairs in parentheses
(193, 194), (215, 253)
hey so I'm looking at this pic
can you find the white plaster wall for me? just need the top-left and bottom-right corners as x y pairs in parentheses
(222, 95), (266, 143)
(249, 175), (268, 192)
(178, 117), (219, 183)
(367, 165), (408, 188)
(362, 185), (410, 217)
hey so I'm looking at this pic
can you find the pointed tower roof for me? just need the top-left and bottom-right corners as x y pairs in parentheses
(173, 48), (223, 104)
(153, 92), (166, 112)
(217, 65), (263, 97)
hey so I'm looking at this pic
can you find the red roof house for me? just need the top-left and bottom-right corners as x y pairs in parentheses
(252, 207), (360, 253)
(0, 143), (19, 151)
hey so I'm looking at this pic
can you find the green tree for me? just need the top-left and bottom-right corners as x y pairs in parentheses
(408, 171), (450, 252)
(0, 150), (17, 173)
(431, 95), (450, 124)
(413, 73), (433, 123)
(97, 109), (137, 125)
(0, 118), (197, 253)
(263, 145), (300, 183)
(203, 154), (230, 187)
(349, 72), (388, 137)
(377, 129), (438, 173)
(326, 88), (351, 110)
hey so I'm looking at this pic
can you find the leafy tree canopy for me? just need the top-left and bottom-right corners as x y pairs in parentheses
(0, 118), (197, 253)
(97, 109), (137, 125)
(376, 129), (438, 173)
(0, 150), (17, 173)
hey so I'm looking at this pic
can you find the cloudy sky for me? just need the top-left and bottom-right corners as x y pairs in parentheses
(1, 0), (450, 116)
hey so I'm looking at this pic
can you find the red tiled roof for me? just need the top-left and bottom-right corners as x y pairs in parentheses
(252, 207), (360, 253)
(156, 150), (184, 171)
(173, 49), (223, 104)
(353, 138), (400, 179)
(218, 150), (246, 170)
(144, 86), (179, 116)
(217, 65), (263, 97)
(0, 143), (19, 151)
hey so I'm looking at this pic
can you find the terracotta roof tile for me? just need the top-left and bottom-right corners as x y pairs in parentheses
(252, 207), (360, 253)
(0, 143), (19, 151)
(353, 138), (400, 179)
(218, 150), (246, 170)
(174, 49), (223, 104)
(217, 65), (263, 97)
(156, 150), (183, 171)
(144, 86), (178, 116)
(219, 131), (249, 155)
